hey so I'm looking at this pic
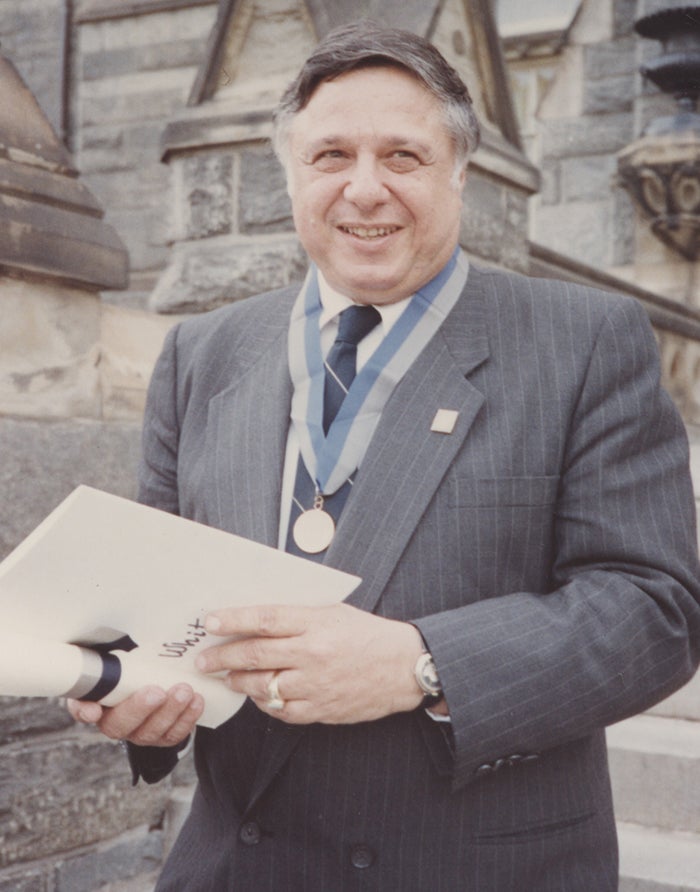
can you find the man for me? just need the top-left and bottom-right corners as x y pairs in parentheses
(70, 21), (700, 890)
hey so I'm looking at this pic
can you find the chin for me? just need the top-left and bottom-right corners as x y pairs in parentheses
(336, 271), (407, 302)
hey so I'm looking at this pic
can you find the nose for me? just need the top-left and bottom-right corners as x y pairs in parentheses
(343, 156), (390, 209)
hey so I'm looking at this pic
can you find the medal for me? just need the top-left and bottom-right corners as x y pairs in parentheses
(292, 492), (335, 554)
(293, 508), (335, 554)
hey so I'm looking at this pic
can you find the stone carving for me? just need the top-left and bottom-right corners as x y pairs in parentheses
(617, 4), (700, 260)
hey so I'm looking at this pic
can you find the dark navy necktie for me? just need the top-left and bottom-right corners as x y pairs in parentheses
(322, 305), (382, 433)
(286, 304), (381, 559)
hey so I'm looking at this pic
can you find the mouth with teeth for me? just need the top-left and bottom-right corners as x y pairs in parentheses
(339, 225), (401, 239)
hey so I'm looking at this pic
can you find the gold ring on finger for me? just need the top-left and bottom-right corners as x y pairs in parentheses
(266, 672), (285, 711)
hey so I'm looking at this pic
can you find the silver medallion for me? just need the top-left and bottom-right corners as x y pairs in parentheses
(293, 508), (335, 554)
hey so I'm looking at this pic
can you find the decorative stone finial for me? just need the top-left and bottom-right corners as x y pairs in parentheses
(0, 51), (127, 291)
(617, 4), (700, 261)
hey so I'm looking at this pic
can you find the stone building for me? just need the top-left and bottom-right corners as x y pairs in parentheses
(0, 0), (698, 888)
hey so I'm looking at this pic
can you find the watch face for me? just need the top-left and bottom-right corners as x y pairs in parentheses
(416, 653), (442, 695)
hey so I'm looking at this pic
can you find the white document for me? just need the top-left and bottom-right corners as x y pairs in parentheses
(0, 486), (360, 727)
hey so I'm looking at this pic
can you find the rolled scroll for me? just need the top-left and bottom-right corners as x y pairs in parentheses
(0, 633), (242, 727)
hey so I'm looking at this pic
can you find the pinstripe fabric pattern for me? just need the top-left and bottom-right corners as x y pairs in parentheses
(136, 268), (700, 891)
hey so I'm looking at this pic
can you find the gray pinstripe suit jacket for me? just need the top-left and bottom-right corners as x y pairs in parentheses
(135, 265), (700, 891)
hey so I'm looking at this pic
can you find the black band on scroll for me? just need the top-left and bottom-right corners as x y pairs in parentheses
(80, 651), (122, 702)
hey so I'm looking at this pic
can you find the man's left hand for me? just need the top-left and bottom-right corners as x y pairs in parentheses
(195, 603), (426, 724)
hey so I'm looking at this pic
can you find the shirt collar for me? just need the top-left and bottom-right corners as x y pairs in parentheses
(317, 270), (412, 337)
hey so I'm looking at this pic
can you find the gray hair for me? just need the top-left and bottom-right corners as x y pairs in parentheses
(273, 21), (481, 174)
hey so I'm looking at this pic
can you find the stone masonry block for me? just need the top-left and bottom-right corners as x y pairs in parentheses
(0, 699), (73, 746)
(608, 714), (700, 833)
(150, 237), (308, 314)
(561, 155), (617, 202)
(54, 825), (163, 892)
(181, 152), (234, 240)
(637, 0), (691, 17)
(0, 1), (65, 136)
(584, 38), (637, 80)
(77, 6), (216, 54)
(582, 74), (635, 115)
(0, 3), (61, 37)
(636, 92), (678, 134)
(649, 671), (700, 721)
(0, 866), (48, 892)
(0, 416), (141, 560)
(460, 174), (531, 272)
(618, 822), (700, 892)
(80, 126), (124, 152)
(239, 147), (294, 234)
(99, 207), (170, 272)
(80, 126), (164, 176)
(99, 303), (179, 422)
(539, 164), (561, 206)
(77, 146), (133, 175)
(0, 282), (101, 421)
(0, 730), (168, 867)
(124, 122), (168, 158)
(612, 187), (636, 267)
(535, 200), (612, 269)
(501, 190), (531, 273)
(460, 173), (505, 263)
(81, 87), (188, 129)
(84, 166), (169, 213)
(81, 39), (204, 81)
(542, 113), (634, 160)
(94, 871), (160, 892)
(613, 0), (638, 37)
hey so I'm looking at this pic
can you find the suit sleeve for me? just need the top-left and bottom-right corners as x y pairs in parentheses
(137, 322), (182, 516)
(127, 323), (186, 784)
(414, 296), (700, 789)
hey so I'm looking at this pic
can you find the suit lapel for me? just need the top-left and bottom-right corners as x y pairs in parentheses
(245, 270), (490, 812)
(205, 306), (293, 545)
(327, 268), (489, 607)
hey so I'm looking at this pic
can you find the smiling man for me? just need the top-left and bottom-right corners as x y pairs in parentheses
(282, 63), (466, 304)
(69, 21), (700, 891)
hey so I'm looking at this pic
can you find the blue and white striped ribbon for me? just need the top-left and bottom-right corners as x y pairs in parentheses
(288, 248), (469, 496)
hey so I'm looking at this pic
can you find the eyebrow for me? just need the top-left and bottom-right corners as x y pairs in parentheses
(303, 134), (435, 156)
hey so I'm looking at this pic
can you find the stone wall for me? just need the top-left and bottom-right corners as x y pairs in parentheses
(510, 0), (638, 270)
(0, 6), (192, 885)
(504, 0), (700, 306)
(0, 699), (167, 892)
(71, 0), (219, 308)
(0, 0), (68, 139)
(0, 284), (183, 888)
(503, 0), (700, 429)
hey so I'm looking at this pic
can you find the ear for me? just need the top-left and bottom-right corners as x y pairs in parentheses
(451, 161), (468, 193)
(280, 153), (295, 200)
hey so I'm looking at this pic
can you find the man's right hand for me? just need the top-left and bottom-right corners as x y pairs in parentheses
(67, 684), (204, 747)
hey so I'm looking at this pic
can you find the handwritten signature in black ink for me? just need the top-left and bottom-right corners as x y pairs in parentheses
(159, 617), (207, 658)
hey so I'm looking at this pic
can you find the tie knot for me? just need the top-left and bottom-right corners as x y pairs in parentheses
(336, 304), (381, 347)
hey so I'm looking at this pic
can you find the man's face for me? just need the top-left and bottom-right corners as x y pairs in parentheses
(285, 65), (466, 305)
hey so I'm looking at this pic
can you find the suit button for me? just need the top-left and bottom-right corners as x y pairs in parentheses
(475, 763), (493, 777)
(239, 821), (262, 846)
(350, 844), (375, 869)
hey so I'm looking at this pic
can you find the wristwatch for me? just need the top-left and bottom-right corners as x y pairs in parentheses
(414, 651), (443, 709)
